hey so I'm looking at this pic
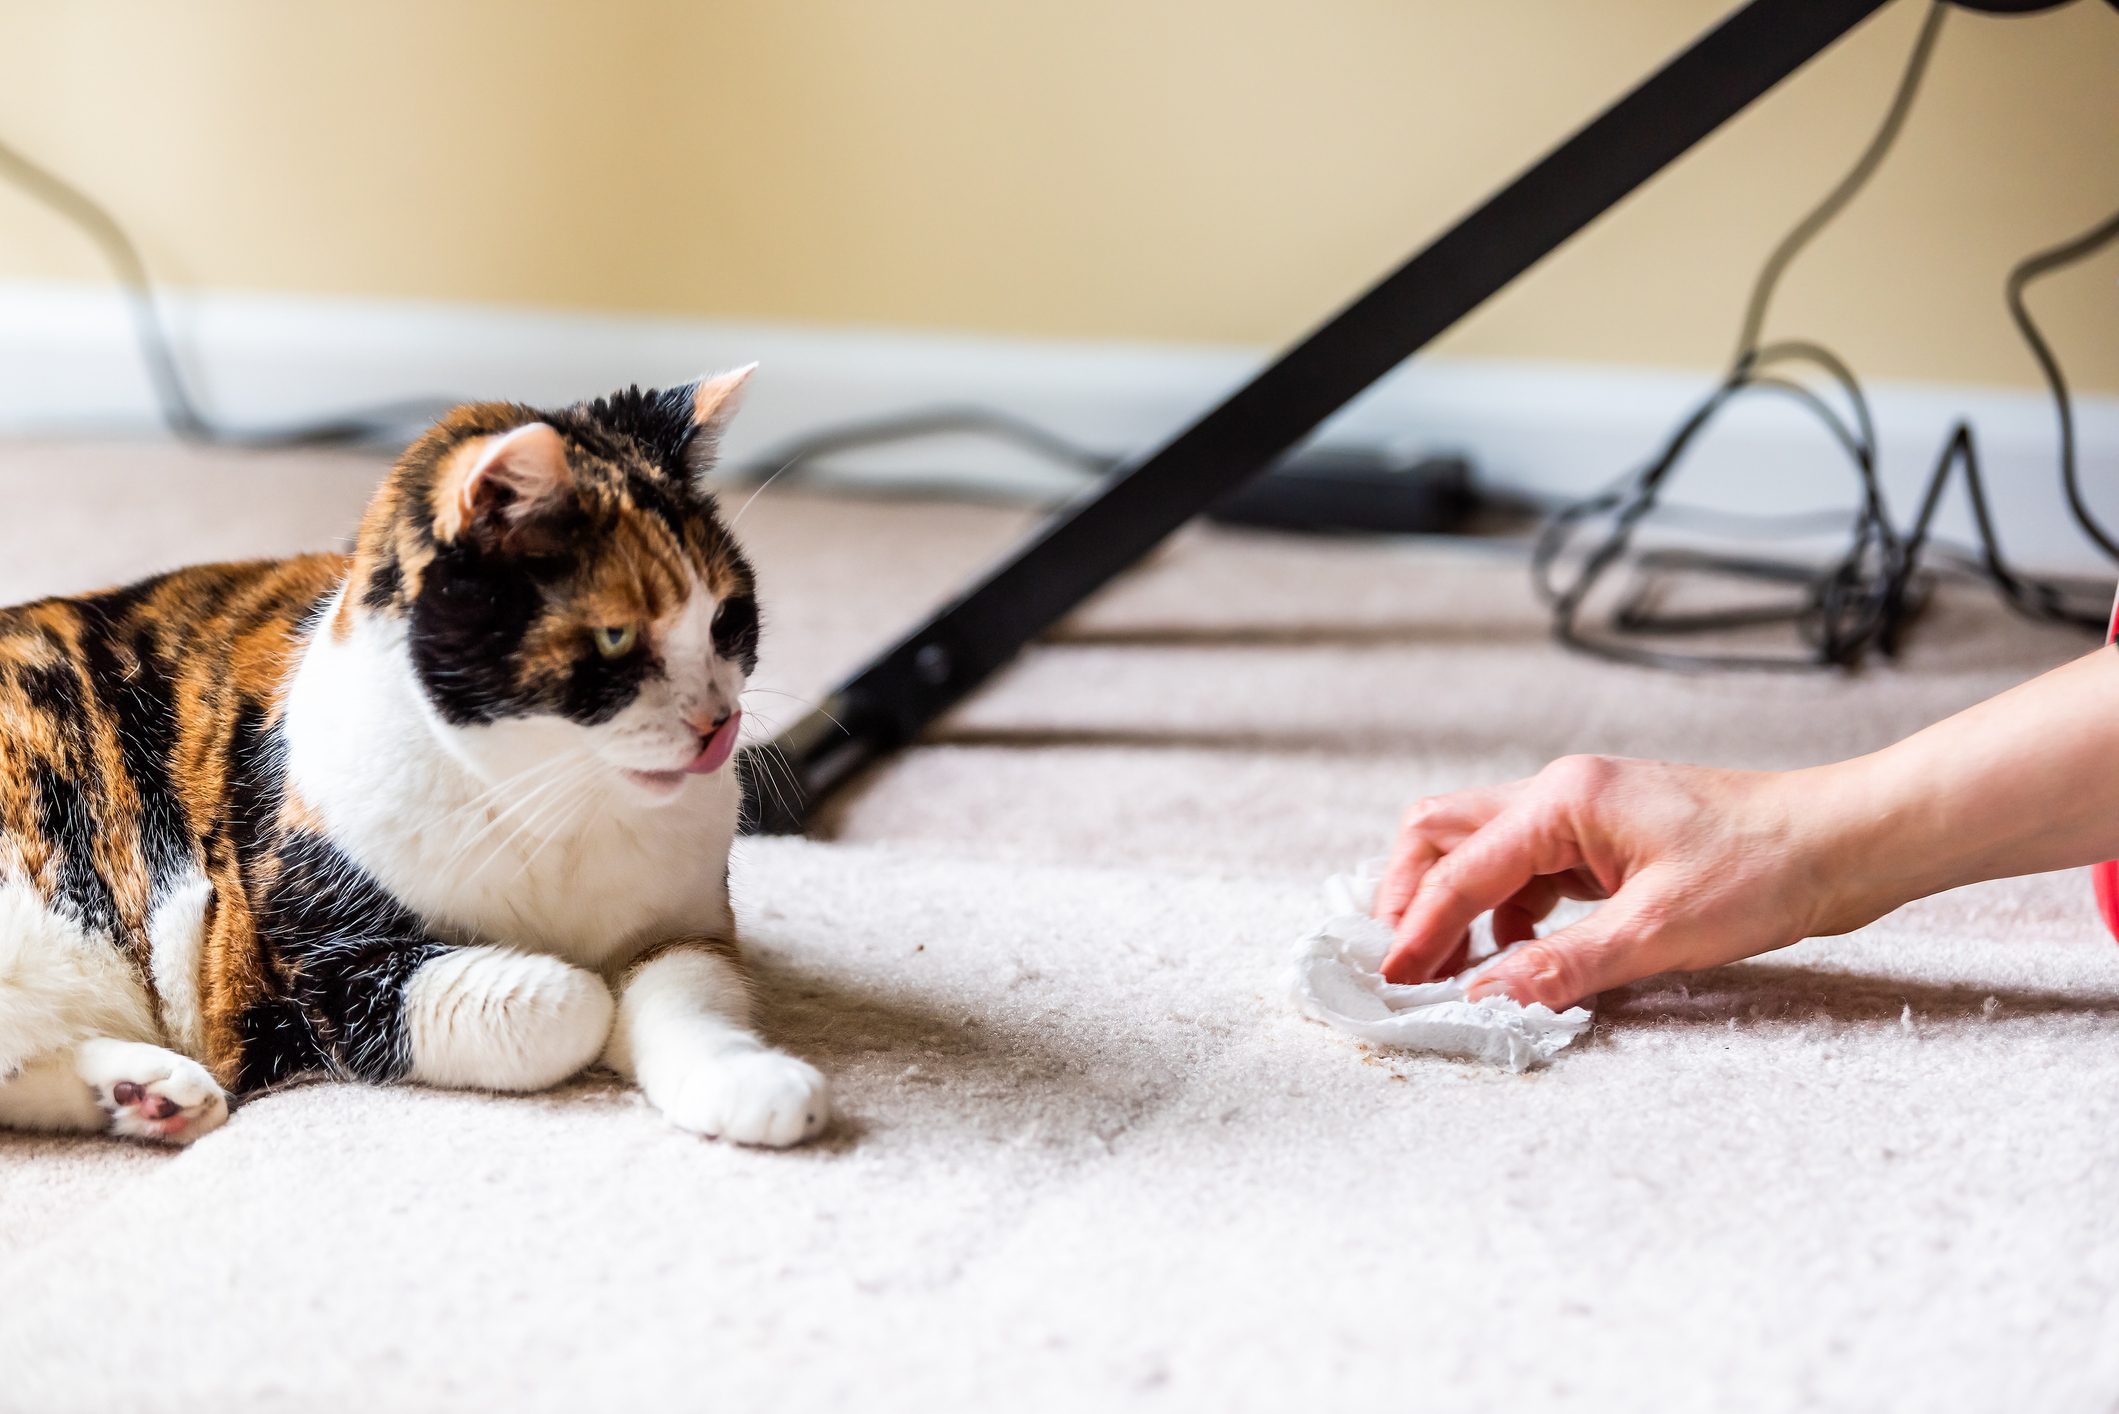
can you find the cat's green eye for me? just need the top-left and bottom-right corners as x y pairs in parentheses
(592, 624), (638, 659)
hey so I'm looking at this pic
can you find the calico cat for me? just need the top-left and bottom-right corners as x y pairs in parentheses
(0, 366), (830, 1147)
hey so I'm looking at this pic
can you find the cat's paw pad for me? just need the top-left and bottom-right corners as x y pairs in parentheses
(663, 1048), (830, 1148)
(102, 1058), (228, 1145)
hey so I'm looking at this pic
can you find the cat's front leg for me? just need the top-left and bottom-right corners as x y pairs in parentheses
(274, 935), (613, 1094)
(401, 946), (615, 1093)
(603, 940), (829, 1148)
(248, 832), (614, 1094)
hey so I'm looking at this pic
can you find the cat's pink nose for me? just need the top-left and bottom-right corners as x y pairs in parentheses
(686, 708), (733, 739)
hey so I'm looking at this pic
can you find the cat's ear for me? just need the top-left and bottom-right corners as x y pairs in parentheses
(690, 364), (755, 439)
(436, 422), (574, 544)
(678, 364), (755, 483)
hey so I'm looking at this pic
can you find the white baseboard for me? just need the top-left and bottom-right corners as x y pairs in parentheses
(3, 278), (2114, 573)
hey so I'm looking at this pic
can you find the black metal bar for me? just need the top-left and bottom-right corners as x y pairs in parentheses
(746, 0), (1892, 834)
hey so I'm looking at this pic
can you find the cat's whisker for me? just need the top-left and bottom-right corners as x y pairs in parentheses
(436, 751), (577, 815)
(493, 785), (583, 885)
(738, 706), (831, 824)
(729, 735), (784, 824)
(438, 757), (604, 882)
(721, 458), (801, 531)
(426, 754), (580, 837)
(743, 747), (787, 820)
(458, 756), (607, 882)
(742, 736), (806, 831)
(743, 687), (847, 735)
(506, 773), (607, 885)
(425, 760), (582, 872)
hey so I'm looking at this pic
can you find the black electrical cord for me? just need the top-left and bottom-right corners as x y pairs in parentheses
(0, 135), (453, 447)
(724, 404), (1116, 491)
(1535, 0), (2119, 671)
(1732, 1), (1946, 362)
(2010, 204), (2119, 562)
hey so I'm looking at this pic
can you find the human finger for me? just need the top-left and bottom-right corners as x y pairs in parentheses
(1382, 803), (1582, 983)
(1371, 786), (1512, 928)
(1465, 898), (1655, 1009)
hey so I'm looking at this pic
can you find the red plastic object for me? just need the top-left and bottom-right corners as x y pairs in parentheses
(2098, 587), (2119, 943)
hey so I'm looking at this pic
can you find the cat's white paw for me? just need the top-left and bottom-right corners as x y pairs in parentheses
(404, 946), (615, 1092)
(658, 1047), (830, 1148)
(77, 1042), (229, 1146)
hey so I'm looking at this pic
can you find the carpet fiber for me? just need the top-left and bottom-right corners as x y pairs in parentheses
(2, 440), (2115, 1412)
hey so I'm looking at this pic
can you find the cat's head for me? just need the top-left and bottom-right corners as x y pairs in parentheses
(343, 368), (762, 804)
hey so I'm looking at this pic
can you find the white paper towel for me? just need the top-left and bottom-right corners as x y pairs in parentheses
(1290, 860), (1593, 1072)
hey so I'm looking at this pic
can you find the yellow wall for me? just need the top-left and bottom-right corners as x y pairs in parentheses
(1, 1), (2115, 391)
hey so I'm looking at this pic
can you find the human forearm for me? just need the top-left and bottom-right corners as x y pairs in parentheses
(1818, 647), (2119, 926)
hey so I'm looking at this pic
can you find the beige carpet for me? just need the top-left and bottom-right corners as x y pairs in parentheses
(3, 439), (2118, 1413)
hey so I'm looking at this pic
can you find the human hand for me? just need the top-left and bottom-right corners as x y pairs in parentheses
(1374, 755), (1886, 1009)
(1379, 651), (2119, 1008)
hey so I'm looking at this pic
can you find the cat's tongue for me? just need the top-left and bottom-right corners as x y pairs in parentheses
(686, 709), (743, 775)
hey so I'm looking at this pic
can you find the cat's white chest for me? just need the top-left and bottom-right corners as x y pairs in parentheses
(283, 611), (738, 970)
(398, 773), (738, 966)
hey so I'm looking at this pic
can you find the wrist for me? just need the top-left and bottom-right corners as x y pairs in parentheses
(1764, 752), (1939, 937)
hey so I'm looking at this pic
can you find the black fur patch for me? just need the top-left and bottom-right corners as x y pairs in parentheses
(406, 541), (558, 726)
(238, 830), (450, 1089)
(558, 635), (655, 726)
(30, 761), (119, 939)
(14, 656), (84, 725)
(361, 551), (403, 612)
(562, 383), (702, 482)
(221, 698), (284, 864)
(712, 594), (760, 676)
(11, 652), (123, 939)
(73, 594), (193, 889)
(231, 994), (325, 1091)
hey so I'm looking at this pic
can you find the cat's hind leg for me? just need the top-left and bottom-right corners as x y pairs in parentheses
(0, 879), (211, 1141)
(0, 1038), (228, 1145)
(0, 1050), (104, 1135)
(75, 1039), (229, 1143)
(0, 879), (159, 1080)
